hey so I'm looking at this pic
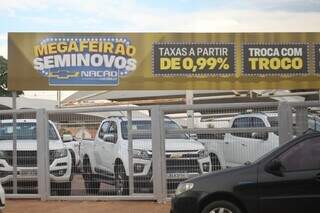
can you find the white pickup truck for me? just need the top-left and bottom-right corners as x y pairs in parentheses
(0, 119), (72, 195)
(80, 116), (211, 195)
(222, 113), (279, 167)
(202, 113), (320, 168)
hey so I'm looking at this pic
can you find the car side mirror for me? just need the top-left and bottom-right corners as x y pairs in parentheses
(103, 133), (115, 142)
(252, 132), (268, 140)
(62, 134), (73, 143)
(266, 159), (284, 177)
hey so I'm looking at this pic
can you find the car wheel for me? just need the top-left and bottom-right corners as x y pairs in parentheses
(202, 201), (241, 213)
(210, 154), (222, 171)
(51, 182), (71, 196)
(82, 158), (100, 195)
(114, 163), (129, 195)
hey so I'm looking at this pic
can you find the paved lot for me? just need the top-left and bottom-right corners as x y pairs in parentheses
(5, 200), (170, 213)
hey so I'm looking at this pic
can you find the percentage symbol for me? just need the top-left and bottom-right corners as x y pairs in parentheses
(217, 57), (230, 70)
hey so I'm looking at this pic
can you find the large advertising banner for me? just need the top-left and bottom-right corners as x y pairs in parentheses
(7, 33), (320, 90)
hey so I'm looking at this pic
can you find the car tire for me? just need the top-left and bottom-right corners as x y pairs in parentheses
(51, 182), (71, 196)
(210, 154), (222, 171)
(114, 163), (129, 196)
(201, 200), (242, 213)
(82, 158), (100, 195)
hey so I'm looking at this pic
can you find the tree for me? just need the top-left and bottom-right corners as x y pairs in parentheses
(0, 56), (23, 97)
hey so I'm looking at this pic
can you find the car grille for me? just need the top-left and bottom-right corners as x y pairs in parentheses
(166, 159), (201, 174)
(4, 151), (37, 167)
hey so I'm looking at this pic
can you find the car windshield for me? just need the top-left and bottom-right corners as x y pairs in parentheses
(0, 122), (59, 140)
(121, 120), (188, 140)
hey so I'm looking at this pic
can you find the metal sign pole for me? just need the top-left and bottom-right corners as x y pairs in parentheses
(12, 91), (18, 194)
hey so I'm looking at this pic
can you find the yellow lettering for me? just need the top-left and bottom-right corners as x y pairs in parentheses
(103, 42), (113, 53)
(248, 58), (258, 70)
(114, 43), (125, 55)
(68, 41), (79, 52)
(160, 58), (171, 70)
(33, 45), (48, 57)
(57, 42), (68, 53)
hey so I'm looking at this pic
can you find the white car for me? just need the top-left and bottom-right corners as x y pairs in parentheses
(223, 113), (279, 167)
(0, 119), (72, 195)
(80, 116), (211, 195)
(0, 183), (5, 212)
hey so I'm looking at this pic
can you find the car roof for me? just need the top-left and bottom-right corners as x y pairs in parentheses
(234, 112), (278, 118)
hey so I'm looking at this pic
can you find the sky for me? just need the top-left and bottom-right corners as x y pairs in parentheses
(1, 0), (320, 100)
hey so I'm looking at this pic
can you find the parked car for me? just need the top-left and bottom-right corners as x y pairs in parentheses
(0, 183), (5, 212)
(223, 113), (279, 167)
(171, 130), (320, 213)
(0, 119), (72, 195)
(80, 116), (212, 195)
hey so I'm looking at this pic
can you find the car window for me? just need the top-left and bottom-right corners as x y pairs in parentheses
(231, 117), (252, 138)
(279, 136), (320, 172)
(107, 121), (118, 143)
(252, 117), (266, 127)
(232, 117), (251, 128)
(98, 121), (110, 139)
(231, 117), (266, 139)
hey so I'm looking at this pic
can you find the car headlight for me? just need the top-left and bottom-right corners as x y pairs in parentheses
(133, 149), (150, 160)
(198, 149), (209, 158)
(175, 183), (194, 196)
(51, 149), (68, 159)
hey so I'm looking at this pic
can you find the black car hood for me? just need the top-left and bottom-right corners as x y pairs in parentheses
(187, 164), (258, 194)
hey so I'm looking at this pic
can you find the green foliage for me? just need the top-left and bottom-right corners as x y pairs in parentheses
(0, 56), (23, 97)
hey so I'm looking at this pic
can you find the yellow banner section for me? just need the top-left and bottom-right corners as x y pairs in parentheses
(7, 32), (320, 90)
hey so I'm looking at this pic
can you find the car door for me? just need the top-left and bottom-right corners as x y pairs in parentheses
(94, 121), (110, 172)
(102, 121), (118, 174)
(224, 117), (267, 165)
(258, 136), (320, 213)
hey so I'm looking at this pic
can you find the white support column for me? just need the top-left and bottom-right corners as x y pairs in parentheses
(12, 91), (17, 194)
(278, 101), (293, 145)
(37, 109), (49, 201)
(127, 110), (134, 195)
(151, 106), (166, 203)
(186, 90), (194, 129)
